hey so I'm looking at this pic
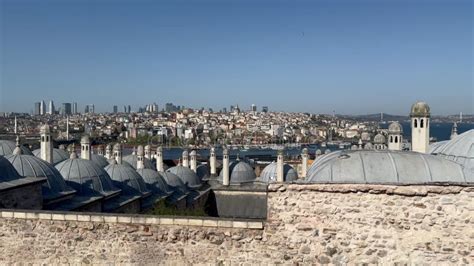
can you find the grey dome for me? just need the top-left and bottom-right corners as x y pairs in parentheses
(56, 158), (119, 196)
(6, 154), (74, 198)
(107, 158), (133, 168)
(306, 150), (471, 184)
(91, 154), (109, 168)
(80, 135), (90, 144)
(429, 140), (449, 154)
(365, 142), (374, 150)
(430, 130), (474, 178)
(136, 168), (171, 195)
(123, 154), (154, 170)
(0, 156), (22, 182)
(160, 171), (189, 195)
(260, 162), (298, 183)
(374, 133), (386, 144)
(388, 122), (403, 134)
(32, 148), (69, 165)
(307, 150), (343, 179)
(410, 101), (430, 117)
(315, 149), (322, 155)
(219, 161), (256, 184)
(0, 140), (33, 156)
(104, 162), (150, 195)
(166, 165), (202, 188)
(196, 164), (209, 180)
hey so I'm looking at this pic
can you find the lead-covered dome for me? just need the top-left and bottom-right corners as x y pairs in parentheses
(306, 150), (470, 184)
(32, 148), (69, 165)
(166, 165), (202, 188)
(6, 153), (75, 199)
(123, 154), (154, 170)
(374, 133), (386, 144)
(388, 122), (403, 134)
(104, 161), (150, 195)
(137, 168), (172, 195)
(55, 155), (119, 197)
(91, 154), (109, 168)
(0, 156), (22, 182)
(410, 101), (430, 117)
(160, 171), (189, 195)
(260, 162), (298, 183)
(219, 161), (256, 184)
(0, 140), (33, 156)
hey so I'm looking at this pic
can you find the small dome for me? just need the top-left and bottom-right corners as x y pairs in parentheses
(160, 171), (189, 195)
(324, 149), (331, 154)
(80, 135), (90, 144)
(32, 148), (69, 165)
(388, 122), (403, 134)
(113, 143), (121, 151)
(6, 154), (74, 199)
(410, 101), (430, 117)
(315, 149), (322, 155)
(306, 151), (343, 179)
(302, 148), (308, 154)
(306, 150), (470, 184)
(361, 132), (371, 141)
(104, 163), (150, 195)
(137, 145), (144, 156)
(56, 157), (119, 196)
(123, 154), (154, 170)
(260, 162), (298, 183)
(182, 150), (189, 157)
(374, 133), (386, 144)
(166, 165), (202, 188)
(0, 156), (22, 182)
(365, 142), (374, 150)
(219, 161), (256, 184)
(136, 168), (171, 195)
(91, 154), (109, 168)
(196, 164), (209, 180)
(0, 140), (33, 156)
(189, 150), (197, 156)
(40, 124), (50, 134)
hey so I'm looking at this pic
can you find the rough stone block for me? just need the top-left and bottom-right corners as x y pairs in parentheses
(131, 217), (147, 224)
(232, 221), (248, 229)
(51, 213), (65, 221)
(217, 220), (233, 228)
(188, 219), (204, 226)
(145, 217), (160, 225)
(103, 215), (117, 223)
(90, 215), (105, 223)
(64, 214), (78, 221)
(160, 218), (173, 225)
(248, 221), (264, 229)
(38, 212), (52, 220)
(13, 212), (26, 219)
(1, 211), (14, 218)
(77, 214), (91, 222)
(117, 216), (132, 223)
(174, 218), (188, 226)
(202, 219), (218, 227)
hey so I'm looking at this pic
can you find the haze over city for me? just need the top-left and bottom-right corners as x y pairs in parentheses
(1, 0), (472, 115)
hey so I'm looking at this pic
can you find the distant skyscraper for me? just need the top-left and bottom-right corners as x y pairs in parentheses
(127, 105), (131, 113)
(48, 100), (55, 115)
(223, 107), (227, 113)
(40, 100), (46, 115)
(72, 102), (78, 114)
(113, 105), (118, 113)
(262, 106), (268, 113)
(61, 103), (72, 116)
(34, 102), (41, 116)
(84, 104), (95, 114)
(124, 105), (127, 113)
(251, 104), (257, 112)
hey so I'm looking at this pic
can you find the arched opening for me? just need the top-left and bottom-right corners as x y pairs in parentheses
(41, 136), (44, 142)
(420, 119), (424, 128)
(390, 136), (393, 143)
(395, 136), (398, 143)
(414, 119), (418, 128)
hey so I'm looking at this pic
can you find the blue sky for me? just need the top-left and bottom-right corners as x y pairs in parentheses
(0, 0), (472, 115)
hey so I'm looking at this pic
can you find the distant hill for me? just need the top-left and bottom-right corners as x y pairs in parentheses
(339, 113), (408, 122)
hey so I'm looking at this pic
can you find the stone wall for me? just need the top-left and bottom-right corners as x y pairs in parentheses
(0, 184), (472, 264)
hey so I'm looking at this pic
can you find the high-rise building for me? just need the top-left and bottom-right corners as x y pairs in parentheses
(34, 102), (41, 116)
(251, 104), (257, 112)
(124, 105), (127, 113)
(262, 106), (269, 113)
(72, 102), (78, 114)
(61, 103), (72, 116)
(84, 104), (95, 114)
(127, 105), (131, 113)
(40, 100), (46, 115)
(113, 105), (118, 113)
(48, 100), (55, 115)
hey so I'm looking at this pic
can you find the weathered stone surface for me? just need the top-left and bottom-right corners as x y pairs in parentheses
(0, 184), (472, 264)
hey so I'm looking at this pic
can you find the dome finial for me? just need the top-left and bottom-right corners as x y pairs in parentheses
(13, 136), (22, 155)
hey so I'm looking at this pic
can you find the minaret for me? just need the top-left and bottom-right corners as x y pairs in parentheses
(13, 135), (22, 155)
(276, 149), (284, 182)
(190, 150), (197, 173)
(113, 143), (122, 164)
(80, 135), (91, 160)
(40, 124), (53, 164)
(388, 122), (403, 151)
(144, 145), (151, 160)
(156, 146), (164, 172)
(450, 122), (458, 140)
(210, 146), (217, 176)
(105, 144), (112, 159)
(222, 147), (230, 186)
(66, 116), (69, 141)
(410, 101), (430, 153)
(137, 145), (145, 169)
(14, 116), (17, 134)
(182, 150), (189, 168)
(301, 148), (308, 179)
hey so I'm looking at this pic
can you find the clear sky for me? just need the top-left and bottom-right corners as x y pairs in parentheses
(0, 0), (472, 115)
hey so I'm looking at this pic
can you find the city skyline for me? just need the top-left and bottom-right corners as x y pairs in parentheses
(1, 0), (472, 115)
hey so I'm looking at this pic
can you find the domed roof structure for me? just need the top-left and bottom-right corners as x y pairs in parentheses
(410, 101), (430, 117)
(218, 160), (256, 184)
(6, 152), (74, 199)
(123, 154), (155, 170)
(91, 154), (109, 168)
(306, 150), (471, 184)
(260, 162), (298, 183)
(166, 165), (202, 188)
(0, 156), (22, 182)
(374, 133), (386, 144)
(388, 122), (403, 133)
(32, 148), (69, 165)
(364, 142), (374, 150)
(430, 130), (474, 178)
(315, 149), (322, 155)
(306, 150), (343, 179)
(196, 164), (209, 180)
(104, 161), (150, 195)
(160, 171), (189, 195)
(56, 156), (119, 197)
(136, 168), (172, 195)
(0, 140), (33, 156)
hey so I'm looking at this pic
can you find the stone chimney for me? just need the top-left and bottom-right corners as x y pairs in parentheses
(301, 148), (308, 179)
(190, 150), (197, 173)
(80, 135), (91, 160)
(182, 149), (189, 168)
(156, 146), (164, 172)
(210, 146), (217, 176)
(222, 147), (230, 186)
(277, 149), (284, 182)
(137, 145), (145, 170)
(40, 124), (53, 164)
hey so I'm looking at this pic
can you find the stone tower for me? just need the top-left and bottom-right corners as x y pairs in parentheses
(410, 101), (430, 153)
(40, 124), (53, 164)
(80, 135), (91, 160)
(388, 122), (403, 151)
